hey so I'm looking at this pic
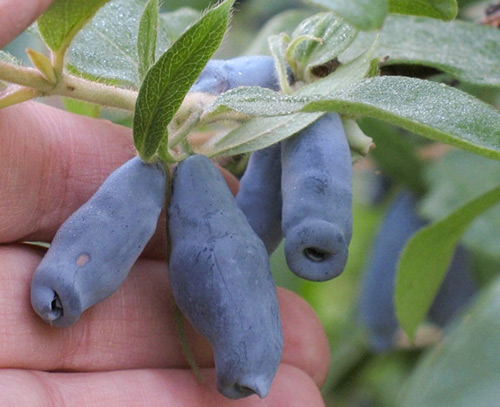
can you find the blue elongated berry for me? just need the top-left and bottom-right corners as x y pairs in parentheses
(359, 190), (477, 352)
(359, 191), (425, 352)
(429, 245), (477, 327)
(168, 154), (283, 400)
(190, 56), (282, 95)
(31, 157), (166, 327)
(236, 143), (282, 254)
(281, 113), (353, 281)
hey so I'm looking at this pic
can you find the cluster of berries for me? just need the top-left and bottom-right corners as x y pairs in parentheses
(30, 56), (353, 399)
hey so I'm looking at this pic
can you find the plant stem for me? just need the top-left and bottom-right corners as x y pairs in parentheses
(168, 110), (201, 148)
(0, 61), (53, 91)
(51, 75), (137, 111)
(52, 50), (66, 79)
(0, 60), (138, 111)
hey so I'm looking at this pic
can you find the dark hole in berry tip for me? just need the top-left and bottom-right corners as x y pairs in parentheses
(235, 384), (257, 398)
(47, 293), (63, 321)
(304, 247), (328, 262)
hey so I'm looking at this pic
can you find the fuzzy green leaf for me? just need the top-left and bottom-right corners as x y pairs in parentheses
(138, 0), (159, 82)
(67, 0), (172, 87)
(268, 34), (293, 93)
(306, 0), (388, 31)
(400, 274), (500, 407)
(133, 0), (234, 161)
(342, 15), (500, 87)
(37, 0), (111, 52)
(388, 0), (457, 20)
(289, 12), (358, 80)
(296, 41), (377, 97)
(202, 112), (324, 157)
(395, 184), (500, 340)
(210, 87), (308, 117)
(303, 77), (500, 160)
(213, 75), (500, 160)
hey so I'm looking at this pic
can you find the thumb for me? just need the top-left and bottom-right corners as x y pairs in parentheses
(0, 0), (54, 47)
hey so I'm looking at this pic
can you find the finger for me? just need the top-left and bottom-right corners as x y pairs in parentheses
(0, 364), (325, 407)
(0, 102), (239, 257)
(0, 0), (54, 47)
(0, 102), (135, 244)
(0, 245), (330, 387)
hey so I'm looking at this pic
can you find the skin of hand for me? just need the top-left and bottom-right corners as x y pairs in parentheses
(0, 0), (55, 47)
(0, 103), (330, 405)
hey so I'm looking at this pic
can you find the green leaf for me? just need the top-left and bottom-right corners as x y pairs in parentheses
(306, 0), (388, 31)
(388, 0), (457, 20)
(394, 184), (500, 339)
(400, 274), (500, 407)
(289, 12), (358, 81)
(138, 0), (159, 82)
(202, 112), (324, 157)
(303, 76), (500, 160)
(63, 98), (101, 118)
(268, 34), (293, 93)
(420, 150), (500, 262)
(37, 0), (111, 52)
(211, 71), (500, 162)
(67, 0), (170, 86)
(341, 15), (500, 87)
(296, 40), (377, 97)
(210, 87), (309, 117)
(133, 0), (234, 161)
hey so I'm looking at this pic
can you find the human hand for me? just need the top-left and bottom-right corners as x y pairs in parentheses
(0, 101), (330, 406)
(0, 0), (55, 48)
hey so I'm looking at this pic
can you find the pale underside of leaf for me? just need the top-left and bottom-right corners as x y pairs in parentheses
(202, 112), (324, 157)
